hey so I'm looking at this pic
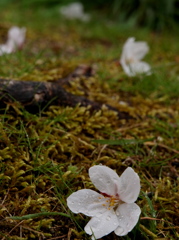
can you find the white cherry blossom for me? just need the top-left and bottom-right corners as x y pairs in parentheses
(59, 2), (90, 22)
(0, 26), (26, 56)
(67, 165), (141, 239)
(120, 37), (151, 76)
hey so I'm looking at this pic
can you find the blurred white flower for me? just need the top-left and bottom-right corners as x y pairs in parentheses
(0, 26), (26, 56)
(59, 2), (90, 22)
(120, 37), (151, 76)
(119, 100), (128, 106)
(7, 26), (26, 49)
(67, 165), (141, 239)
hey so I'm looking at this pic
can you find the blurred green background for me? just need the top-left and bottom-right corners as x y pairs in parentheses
(0, 0), (179, 31)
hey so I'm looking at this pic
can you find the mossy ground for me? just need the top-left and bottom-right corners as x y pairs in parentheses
(0, 3), (179, 240)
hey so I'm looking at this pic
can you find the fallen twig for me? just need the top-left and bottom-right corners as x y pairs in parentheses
(0, 65), (131, 119)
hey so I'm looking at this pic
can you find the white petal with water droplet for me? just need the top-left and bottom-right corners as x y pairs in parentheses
(117, 167), (140, 203)
(67, 189), (108, 216)
(85, 209), (119, 239)
(115, 203), (141, 236)
(89, 165), (120, 196)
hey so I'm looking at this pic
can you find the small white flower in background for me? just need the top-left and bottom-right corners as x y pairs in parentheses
(7, 26), (26, 49)
(59, 2), (90, 22)
(119, 100), (128, 106)
(120, 37), (151, 76)
(67, 165), (141, 239)
(0, 26), (26, 56)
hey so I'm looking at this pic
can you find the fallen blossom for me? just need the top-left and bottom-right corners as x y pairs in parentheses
(120, 37), (151, 76)
(59, 2), (90, 22)
(119, 100), (128, 106)
(0, 26), (26, 56)
(67, 165), (141, 239)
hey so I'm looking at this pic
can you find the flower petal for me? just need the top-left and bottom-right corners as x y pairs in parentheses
(85, 209), (119, 239)
(0, 44), (12, 55)
(117, 167), (140, 203)
(7, 26), (26, 49)
(130, 41), (149, 61)
(120, 37), (150, 76)
(89, 165), (120, 196)
(120, 60), (134, 76)
(114, 203), (141, 236)
(59, 2), (90, 22)
(129, 61), (151, 75)
(121, 37), (149, 61)
(120, 37), (135, 63)
(67, 189), (109, 217)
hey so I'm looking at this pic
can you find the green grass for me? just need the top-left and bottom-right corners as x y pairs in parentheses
(0, 2), (179, 240)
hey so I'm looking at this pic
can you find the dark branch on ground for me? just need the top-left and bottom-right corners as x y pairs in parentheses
(0, 65), (131, 119)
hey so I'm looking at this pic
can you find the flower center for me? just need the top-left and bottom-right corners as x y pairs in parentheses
(100, 192), (121, 210)
(109, 195), (119, 207)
